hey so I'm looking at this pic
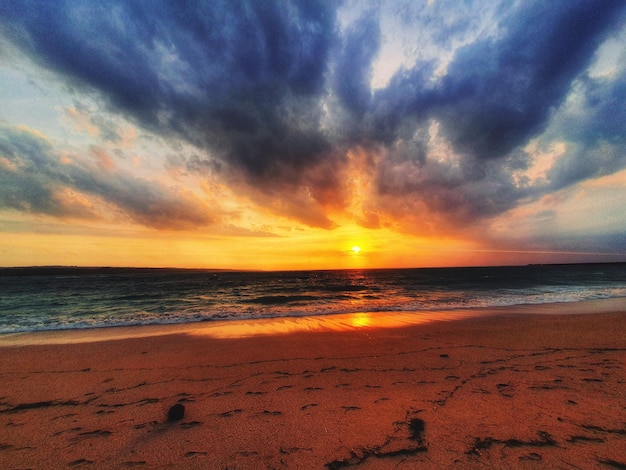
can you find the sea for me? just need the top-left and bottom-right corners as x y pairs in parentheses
(0, 263), (625, 334)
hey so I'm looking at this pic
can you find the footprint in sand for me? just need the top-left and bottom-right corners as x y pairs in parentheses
(134, 421), (158, 430)
(184, 451), (208, 458)
(67, 459), (94, 467)
(180, 421), (202, 428)
(341, 406), (361, 412)
(519, 452), (542, 462)
(71, 430), (112, 442)
(217, 409), (242, 418)
(496, 383), (514, 397)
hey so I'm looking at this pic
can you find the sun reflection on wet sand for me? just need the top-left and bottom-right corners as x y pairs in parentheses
(0, 310), (474, 345)
(187, 309), (485, 339)
(183, 298), (626, 338)
(350, 312), (372, 328)
(2, 298), (623, 346)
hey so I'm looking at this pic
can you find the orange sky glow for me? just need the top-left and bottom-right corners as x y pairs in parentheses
(1, 1), (625, 271)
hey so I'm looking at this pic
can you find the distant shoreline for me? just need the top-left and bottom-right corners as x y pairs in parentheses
(0, 266), (245, 277)
(2, 261), (626, 277)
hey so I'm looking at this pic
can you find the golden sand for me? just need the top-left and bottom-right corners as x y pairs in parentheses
(0, 299), (625, 469)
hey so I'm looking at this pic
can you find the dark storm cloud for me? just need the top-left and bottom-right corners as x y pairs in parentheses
(373, 0), (626, 159)
(0, 126), (68, 216)
(545, 72), (626, 191)
(335, 15), (380, 116)
(369, 0), (626, 227)
(1, 0), (625, 231)
(0, 0), (337, 187)
(0, 124), (213, 229)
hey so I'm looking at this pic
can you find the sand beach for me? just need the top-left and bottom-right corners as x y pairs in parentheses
(1, 299), (625, 469)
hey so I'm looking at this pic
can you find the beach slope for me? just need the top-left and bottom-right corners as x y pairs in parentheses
(1, 305), (625, 469)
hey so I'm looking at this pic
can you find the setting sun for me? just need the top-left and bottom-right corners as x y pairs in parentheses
(1, 1), (625, 272)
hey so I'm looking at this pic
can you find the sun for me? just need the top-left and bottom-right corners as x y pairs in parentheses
(351, 245), (361, 254)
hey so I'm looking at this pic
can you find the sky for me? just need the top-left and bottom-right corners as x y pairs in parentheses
(1, 0), (625, 271)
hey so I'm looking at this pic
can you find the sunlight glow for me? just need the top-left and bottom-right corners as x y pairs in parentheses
(350, 313), (371, 328)
(351, 245), (361, 254)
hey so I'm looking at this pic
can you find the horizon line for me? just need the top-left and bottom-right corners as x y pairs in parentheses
(1, 260), (625, 275)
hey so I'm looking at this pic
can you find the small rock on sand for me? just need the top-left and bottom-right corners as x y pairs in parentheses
(167, 403), (185, 422)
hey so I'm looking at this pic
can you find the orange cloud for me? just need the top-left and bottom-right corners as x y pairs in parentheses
(65, 106), (100, 136)
(90, 146), (116, 171)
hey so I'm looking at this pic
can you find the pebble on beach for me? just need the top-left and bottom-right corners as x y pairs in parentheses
(167, 403), (185, 422)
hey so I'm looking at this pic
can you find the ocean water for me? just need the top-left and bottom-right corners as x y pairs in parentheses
(0, 264), (625, 334)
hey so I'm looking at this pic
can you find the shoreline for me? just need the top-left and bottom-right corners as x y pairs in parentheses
(0, 300), (625, 468)
(1, 297), (625, 346)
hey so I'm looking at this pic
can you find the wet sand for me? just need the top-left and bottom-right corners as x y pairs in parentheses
(1, 300), (625, 469)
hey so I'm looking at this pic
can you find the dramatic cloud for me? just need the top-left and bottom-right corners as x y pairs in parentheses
(407, 1), (624, 158)
(368, 0), (626, 221)
(1, 0), (625, 252)
(0, 124), (214, 229)
(0, 1), (336, 183)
